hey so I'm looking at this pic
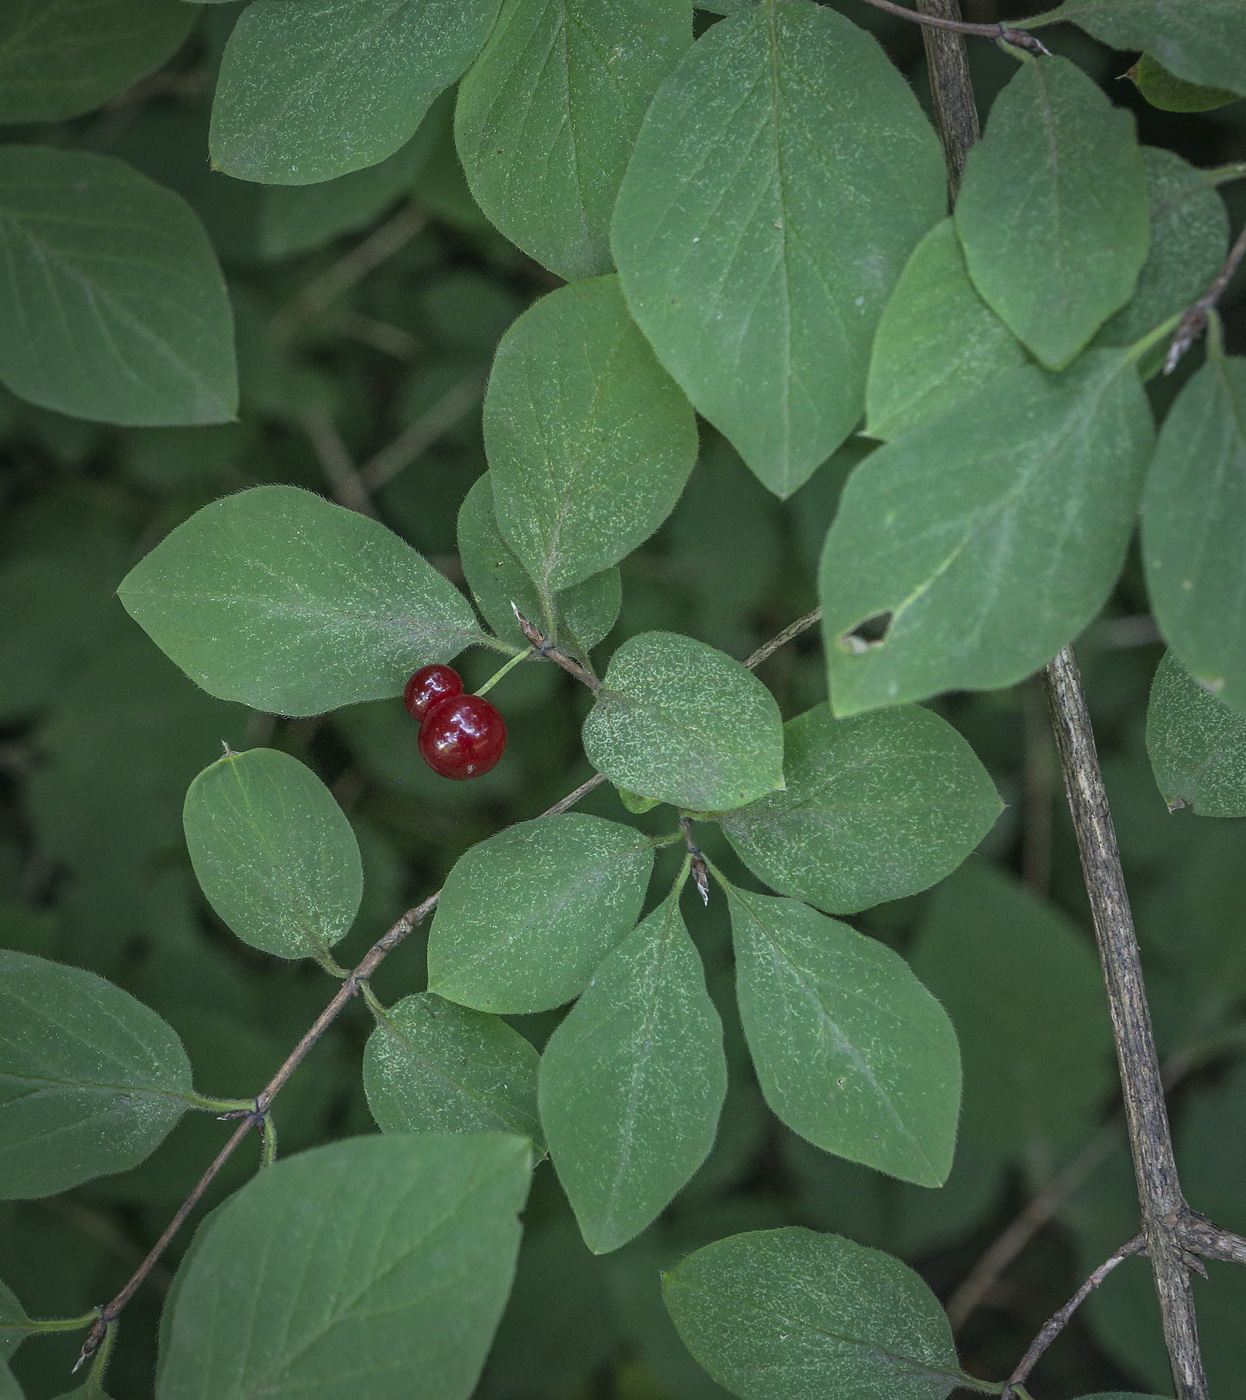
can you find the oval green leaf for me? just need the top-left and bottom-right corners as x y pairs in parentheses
(364, 992), (544, 1149)
(720, 703), (1001, 914)
(117, 485), (482, 716)
(821, 352), (1153, 716)
(539, 889), (727, 1253)
(158, 1133), (531, 1400)
(210, 0), (502, 184)
(1143, 356), (1246, 718)
(1146, 651), (1246, 817)
(484, 276), (698, 594)
(583, 631), (784, 812)
(0, 952), (193, 1199)
(455, 0), (691, 281)
(728, 889), (960, 1186)
(0, 145), (236, 426)
(427, 813), (654, 1014)
(955, 56), (1150, 370)
(662, 1227), (961, 1400)
(183, 747), (363, 961)
(611, 0), (944, 496)
(1127, 53), (1242, 112)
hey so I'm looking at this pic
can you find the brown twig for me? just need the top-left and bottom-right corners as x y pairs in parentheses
(1165, 220), (1246, 373)
(914, 0), (980, 200)
(512, 607), (601, 691)
(680, 816), (711, 906)
(742, 606), (822, 670)
(855, 0), (1049, 54)
(1001, 1235), (1147, 1398)
(359, 374), (484, 494)
(301, 408), (379, 519)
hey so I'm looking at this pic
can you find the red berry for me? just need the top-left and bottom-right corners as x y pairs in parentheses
(418, 695), (507, 779)
(404, 664), (462, 720)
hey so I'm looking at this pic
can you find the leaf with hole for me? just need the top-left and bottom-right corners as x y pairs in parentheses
(728, 888), (960, 1186)
(611, 0), (944, 496)
(720, 703), (1001, 914)
(118, 485), (483, 716)
(539, 888), (726, 1253)
(484, 277), (697, 595)
(0, 952), (194, 1199)
(427, 814), (654, 1014)
(662, 1227), (962, 1400)
(0, 145), (236, 426)
(183, 747), (362, 961)
(455, 0), (692, 281)
(955, 56), (1150, 369)
(157, 1134), (531, 1400)
(582, 631), (784, 812)
(364, 993), (543, 1149)
(210, 0), (502, 184)
(1146, 651), (1246, 817)
(821, 352), (1153, 716)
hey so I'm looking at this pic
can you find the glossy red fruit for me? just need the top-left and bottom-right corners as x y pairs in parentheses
(403, 664), (462, 720)
(418, 694), (507, 779)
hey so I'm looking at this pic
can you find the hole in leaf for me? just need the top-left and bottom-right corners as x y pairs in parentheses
(839, 611), (894, 655)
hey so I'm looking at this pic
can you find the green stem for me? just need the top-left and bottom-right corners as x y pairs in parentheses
(7, 1310), (99, 1337)
(84, 1317), (117, 1395)
(475, 647), (533, 698)
(259, 1113), (278, 1169)
(184, 1093), (255, 1115)
(1123, 310), (1183, 367)
(360, 980), (390, 1022)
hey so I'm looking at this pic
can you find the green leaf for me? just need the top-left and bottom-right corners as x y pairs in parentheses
(455, 0), (691, 281)
(954, 56), (1150, 369)
(1126, 52), (1242, 111)
(0, 1278), (30, 1361)
(0, 0), (196, 122)
(1092, 147), (1229, 369)
(662, 1227), (961, 1400)
(611, 0), (944, 496)
(1073, 1394), (1174, 1399)
(720, 703), (1001, 914)
(258, 125), (436, 258)
(157, 1133), (531, 1400)
(427, 814), (654, 1013)
(0, 1362), (21, 1400)
(484, 277), (698, 594)
(1033, 0), (1246, 97)
(583, 632), (784, 811)
(118, 485), (482, 716)
(1144, 356), (1246, 718)
(864, 219), (1029, 442)
(0, 951), (193, 1199)
(183, 747), (363, 961)
(210, 0), (503, 185)
(363, 992), (544, 1148)
(821, 352), (1153, 716)
(538, 889), (727, 1253)
(909, 862), (1113, 1158)
(1146, 651), (1246, 817)
(728, 888), (960, 1186)
(0, 146), (236, 426)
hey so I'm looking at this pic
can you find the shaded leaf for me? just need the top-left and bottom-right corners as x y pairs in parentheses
(1126, 53), (1241, 111)
(1146, 651), (1246, 817)
(0, 1278), (29, 1361)
(611, 0), (944, 495)
(118, 485), (482, 716)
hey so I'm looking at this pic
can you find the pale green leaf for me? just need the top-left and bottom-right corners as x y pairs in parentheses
(0, 952), (193, 1199)
(427, 814), (654, 1014)
(539, 889), (727, 1253)
(455, 0), (692, 280)
(484, 277), (697, 594)
(157, 1134), (531, 1400)
(955, 56), (1150, 369)
(909, 862), (1113, 1158)
(662, 1227), (961, 1400)
(865, 218), (1029, 442)
(1143, 356), (1246, 718)
(210, 0), (503, 184)
(0, 146), (236, 426)
(0, 1362), (21, 1400)
(1127, 53), (1242, 111)
(821, 353), (1153, 716)
(582, 632), (784, 812)
(364, 992), (543, 1148)
(183, 747), (363, 961)
(720, 703), (1001, 914)
(611, 0), (944, 496)
(1146, 651), (1246, 817)
(118, 485), (482, 716)
(0, 1278), (30, 1361)
(728, 888), (960, 1186)
(0, 0), (195, 122)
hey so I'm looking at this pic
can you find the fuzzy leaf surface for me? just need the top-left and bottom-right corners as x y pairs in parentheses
(1146, 651), (1246, 817)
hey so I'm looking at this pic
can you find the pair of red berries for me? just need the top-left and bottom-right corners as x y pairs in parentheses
(403, 665), (507, 779)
